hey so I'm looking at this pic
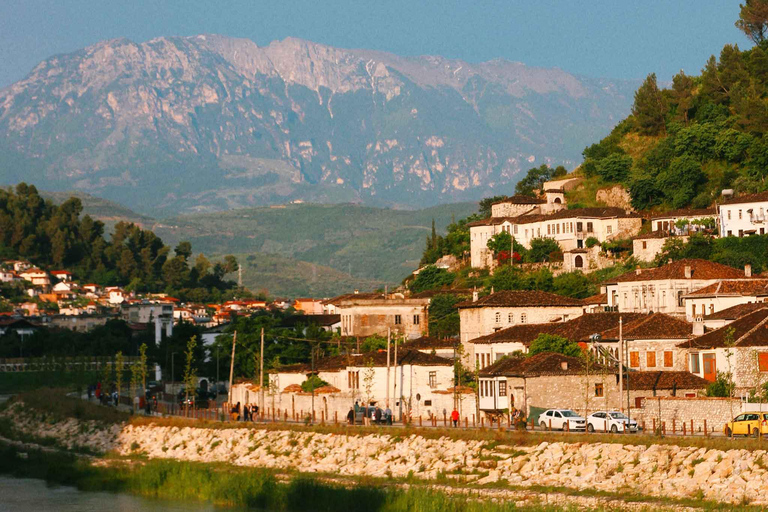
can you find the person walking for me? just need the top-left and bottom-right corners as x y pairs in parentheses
(451, 408), (459, 428)
(243, 404), (250, 422)
(384, 404), (393, 425)
(374, 406), (382, 425)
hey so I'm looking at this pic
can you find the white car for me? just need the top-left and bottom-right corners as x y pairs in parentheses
(586, 411), (638, 433)
(539, 409), (586, 431)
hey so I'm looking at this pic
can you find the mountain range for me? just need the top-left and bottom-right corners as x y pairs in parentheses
(0, 35), (637, 216)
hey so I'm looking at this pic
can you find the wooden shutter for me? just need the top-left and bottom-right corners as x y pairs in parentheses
(759, 353), (768, 372)
(646, 351), (656, 368)
(630, 352), (640, 368)
(664, 351), (673, 368)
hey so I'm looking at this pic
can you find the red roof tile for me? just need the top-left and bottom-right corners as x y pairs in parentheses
(624, 371), (709, 391)
(686, 279), (768, 298)
(650, 207), (716, 220)
(582, 293), (607, 305)
(456, 290), (583, 309)
(720, 191), (768, 205)
(479, 352), (605, 377)
(703, 302), (768, 321)
(682, 308), (768, 349)
(604, 259), (746, 284)
(601, 313), (692, 340)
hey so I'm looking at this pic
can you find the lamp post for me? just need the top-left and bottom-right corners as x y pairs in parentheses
(171, 352), (178, 391)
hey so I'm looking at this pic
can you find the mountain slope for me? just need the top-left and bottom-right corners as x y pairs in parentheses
(0, 35), (637, 216)
(152, 202), (478, 283)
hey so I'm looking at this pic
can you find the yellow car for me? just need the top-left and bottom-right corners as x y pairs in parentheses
(724, 412), (768, 437)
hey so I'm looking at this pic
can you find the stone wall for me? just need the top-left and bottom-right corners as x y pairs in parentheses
(632, 396), (741, 434)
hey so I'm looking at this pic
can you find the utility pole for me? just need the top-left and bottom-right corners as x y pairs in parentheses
(259, 328), (265, 416)
(216, 346), (220, 398)
(227, 331), (237, 407)
(386, 328), (391, 408)
(618, 317), (623, 413)
(394, 333), (400, 422)
(625, 329), (631, 421)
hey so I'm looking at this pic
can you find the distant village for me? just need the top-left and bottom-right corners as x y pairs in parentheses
(5, 177), (768, 433)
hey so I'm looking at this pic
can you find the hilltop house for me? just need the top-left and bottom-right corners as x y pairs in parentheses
(293, 298), (324, 315)
(336, 294), (430, 340)
(602, 259), (747, 317)
(469, 206), (642, 269)
(718, 191), (768, 237)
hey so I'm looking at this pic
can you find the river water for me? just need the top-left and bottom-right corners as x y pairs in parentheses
(0, 476), (236, 512)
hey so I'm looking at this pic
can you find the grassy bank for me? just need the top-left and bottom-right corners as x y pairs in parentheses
(0, 444), (568, 512)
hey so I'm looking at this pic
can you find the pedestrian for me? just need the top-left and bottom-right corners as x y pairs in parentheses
(347, 406), (355, 425)
(375, 406), (382, 425)
(244, 404), (250, 422)
(370, 405), (376, 425)
(253, 404), (259, 421)
(451, 408), (459, 428)
(384, 404), (393, 425)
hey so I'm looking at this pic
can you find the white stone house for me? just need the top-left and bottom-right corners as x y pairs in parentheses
(632, 232), (689, 263)
(18, 269), (50, 288)
(602, 259), (747, 318)
(718, 191), (768, 237)
(650, 207), (717, 234)
(337, 295), (430, 340)
(683, 275), (767, 322)
(700, 302), (768, 331)
(456, 290), (585, 361)
(469, 207), (642, 269)
(682, 307), (768, 390)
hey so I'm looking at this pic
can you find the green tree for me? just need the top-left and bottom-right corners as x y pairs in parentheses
(183, 336), (198, 407)
(632, 73), (667, 135)
(515, 164), (560, 196)
(670, 71), (695, 124)
(528, 334), (582, 358)
(410, 265), (455, 293)
(478, 196), (509, 218)
(526, 237), (562, 263)
(301, 374), (329, 392)
(360, 334), (387, 353)
(596, 153), (633, 182)
(736, 0), (768, 44)
(428, 293), (466, 339)
(552, 272), (594, 299)
(656, 154), (706, 208)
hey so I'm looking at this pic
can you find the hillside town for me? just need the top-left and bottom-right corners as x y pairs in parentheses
(6, 181), (766, 437)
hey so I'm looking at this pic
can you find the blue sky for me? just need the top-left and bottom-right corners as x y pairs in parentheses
(0, 1), (751, 88)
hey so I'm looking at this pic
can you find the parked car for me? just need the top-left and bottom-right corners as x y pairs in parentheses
(539, 409), (586, 431)
(586, 411), (638, 433)
(724, 412), (768, 437)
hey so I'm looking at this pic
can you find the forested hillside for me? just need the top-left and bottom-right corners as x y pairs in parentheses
(577, 5), (768, 211)
(0, 184), (243, 302)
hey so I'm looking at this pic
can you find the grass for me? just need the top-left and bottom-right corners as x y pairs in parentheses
(5, 388), (129, 424)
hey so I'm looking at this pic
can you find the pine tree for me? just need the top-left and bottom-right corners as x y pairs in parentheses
(736, 0), (768, 44)
(670, 71), (694, 124)
(632, 73), (667, 135)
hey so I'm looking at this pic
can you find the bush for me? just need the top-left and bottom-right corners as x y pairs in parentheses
(597, 154), (633, 182)
(585, 237), (599, 248)
(410, 266), (455, 293)
(526, 237), (562, 263)
(301, 375), (329, 393)
(528, 334), (581, 358)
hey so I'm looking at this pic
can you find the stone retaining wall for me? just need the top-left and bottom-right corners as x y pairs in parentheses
(633, 396), (741, 434)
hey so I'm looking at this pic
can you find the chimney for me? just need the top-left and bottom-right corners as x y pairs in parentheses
(472, 290), (479, 303)
(560, 361), (569, 370)
(693, 317), (705, 336)
(745, 264), (752, 278)
(684, 265), (692, 279)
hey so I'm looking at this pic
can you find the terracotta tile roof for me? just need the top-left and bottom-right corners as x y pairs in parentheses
(491, 195), (546, 205)
(686, 279), (768, 298)
(720, 191), (768, 205)
(604, 259), (746, 284)
(681, 307), (768, 349)
(601, 313), (692, 340)
(582, 293), (607, 305)
(467, 207), (640, 227)
(624, 371), (709, 391)
(650, 208), (716, 220)
(703, 302), (768, 321)
(469, 312), (647, 345)
(456, 290), (583, 309)
(479, 352), (608, 377)
(410, 289), (472, 299)
(400, 336), (456, 350)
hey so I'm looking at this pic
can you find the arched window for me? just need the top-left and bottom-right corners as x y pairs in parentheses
(574, 255), (584, 268)
(554, 197), (562, 204)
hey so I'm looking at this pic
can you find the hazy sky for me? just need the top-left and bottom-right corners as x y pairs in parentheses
(0, 1), (752, 88)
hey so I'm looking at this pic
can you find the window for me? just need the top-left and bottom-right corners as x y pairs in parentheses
(587, 222), (594, 233)
(428, 371), (437, 388)
(664, 351), (673, 367)
(594, 383), (604, 397)
(629, 351), (640, 368)
(692, 304), (696, 317)
(508, 313), (513, 324)
(759, 353), (768, 372)
(521, 313), (527, 324)
(547, 224), (551, 235)
(424, 400), (432, 406)
(394, 315), (402, 325)
(607, 225), (613, 234)
(348, 371), (360, 389)
(739, 209), (742, 219)
(646, 351), (656, 368)
(642, 241), (647, 249)
(556, 224), (560, 234)
(677, 291), (684, 307)
(576, 222), (583, 232)
(728, 210), (731, 220)
(499, 381), (507, 396)
(495, 312), (501, 323)
(709, 304), (714, 315)
(413, 315), (420, 325)
(690, 353), (701, 373)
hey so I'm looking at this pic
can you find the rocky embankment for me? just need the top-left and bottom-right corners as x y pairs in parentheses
(2, 402), (768, 506)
